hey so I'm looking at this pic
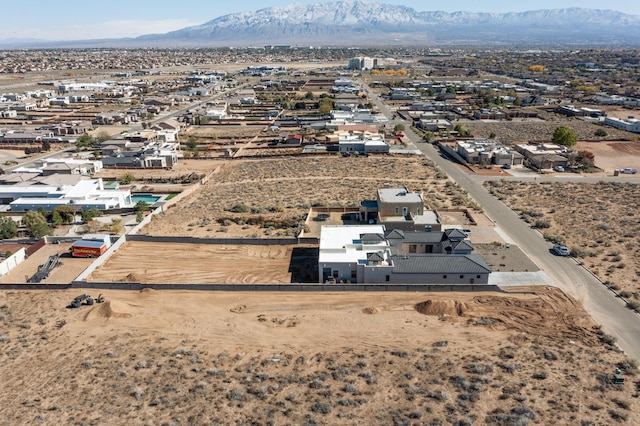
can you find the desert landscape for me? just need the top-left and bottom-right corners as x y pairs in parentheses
(485, 180), (640, 298)
(0, 287), (638, 425)
(142, 156), (479, 239)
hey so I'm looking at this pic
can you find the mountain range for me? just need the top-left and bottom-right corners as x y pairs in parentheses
(5, 1), (640, 48)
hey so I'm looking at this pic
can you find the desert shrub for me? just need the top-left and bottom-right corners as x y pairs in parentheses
(426, 390), (448, 401)
(391, 350), (410, 358)
(532, 371), (548, 380)
(612, 398), (630, 410)
(609, 409), (628, 422)
(626, 300), (640, 311)
(543, 350), (558, 361)
(617, 358), (639, 375)
(230, 203), (250, 213)
(310, 402), (332, 414)
(342, 383), (357, 394)
(467, 363), (493, 374)
(227, 388), (246, 401)
(543, 233), (566, 244)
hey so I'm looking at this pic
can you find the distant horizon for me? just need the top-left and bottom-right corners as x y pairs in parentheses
(2, 0), (640, 42)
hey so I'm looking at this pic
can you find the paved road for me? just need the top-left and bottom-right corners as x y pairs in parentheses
(362, 80), (640, 360)
(412, 136), (640, 361)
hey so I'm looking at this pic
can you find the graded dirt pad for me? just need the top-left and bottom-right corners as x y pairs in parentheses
(0, 243), (94, 284)
(88, 241), (298, 284)
(575, 140), (640, 173)
(0, 287), (638, 425)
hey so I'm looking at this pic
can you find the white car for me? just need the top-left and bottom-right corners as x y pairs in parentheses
(552, 244), (570, 256)
(554, 165), (565, 172)
(620, 168), (638, 174)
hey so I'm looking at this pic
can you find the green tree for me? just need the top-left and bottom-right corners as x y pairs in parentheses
(22, 211), (50, 239)
(423, 132), (435, 143)
(42, 139), (51, 151)
(22, 210), (47, 229)
(134, 201), (150, 212)
(305, 91), (315, 100)
(50, 210), (63, 227)
(52, 206), (75, 224)
(552, 126), (578, 147)
(75, 133), (94, 151)
(186, 136), (197, 150)
(28, 222), (51, 239)
(120, 172), (135, 185)
(393, 124), (406, 134)
(0, 217), (18, 239)
(318, 98), (334, 115)
(81, 208), (102, 223)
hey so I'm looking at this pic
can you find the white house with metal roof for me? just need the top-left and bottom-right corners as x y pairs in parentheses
(319, 224), (491, 284)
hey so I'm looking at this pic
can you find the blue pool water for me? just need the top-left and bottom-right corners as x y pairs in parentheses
(131, 194), (160, 203)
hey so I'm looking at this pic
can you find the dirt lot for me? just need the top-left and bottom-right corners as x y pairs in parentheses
(575, 140), (640, 174)
(485, 180), (640, 296)
(0, 287), (637, 425)
(142, 156), (480, 238)
(0, 243), (94, 284)
(88, 241), (316, 284)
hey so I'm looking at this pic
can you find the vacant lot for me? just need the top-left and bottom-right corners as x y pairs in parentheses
(88, 241), (307, 284)
(486, 180), (640, 296)
(143, 156), (480, 238)
(0, 287), (637, 425)
(575, 140), (640, 173)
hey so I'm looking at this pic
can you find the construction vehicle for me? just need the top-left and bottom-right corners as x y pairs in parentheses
(67, 294), (104, 309)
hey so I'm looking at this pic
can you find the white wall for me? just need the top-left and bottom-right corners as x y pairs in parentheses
(0, 248), (27, 277)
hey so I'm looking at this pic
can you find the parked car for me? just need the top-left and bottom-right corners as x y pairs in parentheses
(554, 165), (565, 172)
(502, 163), (512, 169)
(620, 168), (638, 174)
(552, 244), (570, 256)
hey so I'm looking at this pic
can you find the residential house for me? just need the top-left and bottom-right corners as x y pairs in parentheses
(318, 225), (490, 284)
(360, 187), (441, 232)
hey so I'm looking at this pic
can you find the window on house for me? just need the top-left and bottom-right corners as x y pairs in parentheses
(443, 275), (447, 279)
(460, 275), (464, 279)
(395, 207), (399, 214)
(386, 275), (390, 282)
(409, 244), (417, 253)
(351, 270), (357, 280)
(333, 270), (339, 279)
(477, 275), (481, 279)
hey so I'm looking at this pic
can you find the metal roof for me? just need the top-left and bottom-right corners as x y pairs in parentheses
(392, 254), (491, 274)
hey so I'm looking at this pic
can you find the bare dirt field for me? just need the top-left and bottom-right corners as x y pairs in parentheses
(0, 243), (93, 284)
(575, 140), (640, 173)
(0, 287), (637, 425)
(88, 242), (316, 284)
(485, 180), (640, 296)
(465, 117), (636, 143)
(142, 156), (480, 238)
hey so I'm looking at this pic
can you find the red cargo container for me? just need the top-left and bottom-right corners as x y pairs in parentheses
(70, 241), (107, 258)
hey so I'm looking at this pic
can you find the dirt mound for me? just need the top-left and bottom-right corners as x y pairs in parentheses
(121, 273), (142, 282)
(83, 301), (133, 321)
(140, 288), (155, 293)
(362, 306), (380, 315)
(415, 300), (468, 317)
(230, 304), (247, 313)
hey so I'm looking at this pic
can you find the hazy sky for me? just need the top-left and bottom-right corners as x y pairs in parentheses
(3, 0), (640, 41)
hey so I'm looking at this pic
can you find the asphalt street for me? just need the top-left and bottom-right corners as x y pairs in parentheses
(363, 80), (640, 360)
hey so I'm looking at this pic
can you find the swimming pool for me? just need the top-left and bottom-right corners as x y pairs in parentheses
(131, 194), (160, 204)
